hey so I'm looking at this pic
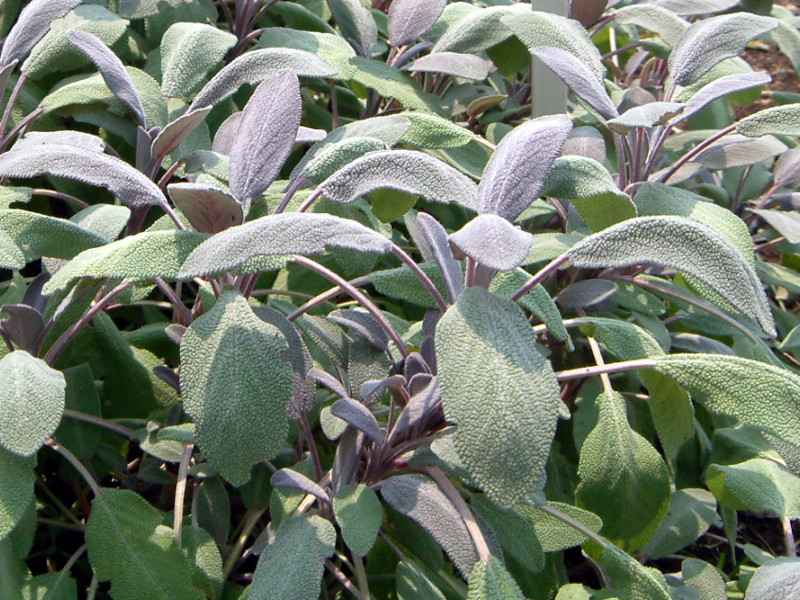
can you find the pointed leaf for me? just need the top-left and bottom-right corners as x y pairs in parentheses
(0, 145), (167, 208)
(193, 477), (230, 550)
(405, 52), (489, 80)
(331, 398), (383, 445)
(737, 104), (800, 138)
(160, 22), (236, 100)
(752, 210), (800, 244)
(466, 555), (526, 600)
(435, 288), (563, 507)
(576, 391), (670, 551)
(317, 149), (478, 211)
(394, 375), (441, 435)
(656, 354), (800, 448)
(397, 561), (447, 600)
(556, 280), (618, 309)
(349, 56), (448, 115)
(271, 468), (328, 502)
(250, 515), (336, 600)
(517, 502), (602, 552)
(180, 290), (293, 485)
(0, 209), (108, 262)
(677, 72), (771, 124)
(0, 448), (34, 539)
(151, 106), (212, 159)
(293, 137), (388, 188)
(433, 5), (527, 54)
(66, 30), (145, 126)
(478, 115), (573, 221)
(85, 489), (203, 600)
(190, 48), (336, 110)
(333, 484), (383, 556)
(706, 458), (800, 519)
(607, 102), (685, 134)
(502, 11), (605, 79)
(695, 134), (787, 170)
(408, 211), (462, 303)
(329, 309), (388, 351)
(0, 351), (65, 457)
(168, 183), (243, 234)
(1, 305), (44, 354)
(70, 204), (130, 243)
(230, 72), (301, 202)
(178, 213), (393, 279)
(668, 14), (777, 86)
(258, 27), (357, 79)
(568, 216), (775, 337)
(745, 558), (800, 600)
(381, 474), (479, 577)
(640, 489), (719, 560)
(403, 112), (474, 149)
(43, 231), (207, 294)
(612, 5), (688, 47)
(448, 213), (533, 271)
(0, 0), (82, 69)
(389, 0), (446, 47)
(470, 494), (544, 572)
(529, 46), (618, 119)
(328, 0), (377, 55)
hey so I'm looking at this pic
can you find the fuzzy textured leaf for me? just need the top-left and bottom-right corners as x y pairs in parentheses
(470, 494), (544, 572)
(190, 48), (336, 110)
(0, 0), (82, 69)
(656, 354), (800, 449)
(0, 145), (167, 208)
(434, 5), (527, 54)
(436, 288), (563, 507)
(168, 183), (243, 234)
(568, 216), (775, 336)
(402, 112), (474, 149)
(706, 458), (800, 519)
(695, 134), (787, 170)
(0, 351), (64, 457)
(160, 22), (236, 99)
(333, 484), (383, 556)
(250, 514), (336, 600)
(745, 558), (800, 600)
(331, 398), (383, 445)
(736, 104), (800, 138)
(478, 115), (572, 221)
(85, 489), (203, 600)
(44, 231), (207, 294)
(396, 561), (447, 600)
(0, 448), (33, 540)
(180, 291), (293, 485)
(389, 0), (446, 47)
(381, 474), (479, 576)
(257, 28), (356, 79)
(448, 213), (533, 271)
(607, 102), (685, 134)
(328, 0), (377, 55)
(0, 209), (108, 263)
(317, 149), (478, 211)
(640, 489), (719, 559)
(517, 502), (602, 552)
(151, 106), (212, 160)
(677, 72), (771, 124)
(612, 5), (688, 47)
(230, 73), (301, 201)
(466, 555), (526, 600)
(349, 57), (446, 114)
(406, 52), (489, 80)
(178, 213), (392, 279)
(668, 14), (777, 86)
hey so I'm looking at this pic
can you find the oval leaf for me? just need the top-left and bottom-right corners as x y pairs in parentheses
(333, 484), (383, 556)
(405, 52), (489, 80)
(271, 468), (329, 502)
(736, 104), (800, 138)
(448, 213), (534, 271)
(0, 351), (65, 457)
(745, 558), (800, 600)
(168, 183), (243, 234)
(328, 0), (377, 55)
(331, 398), (383, 445)
(435, 288), (563, 508)
(389, 0), (446, 47)
(0, 448), (34, 539)
(151, 106), (212, 160)
(0, 0), (82, 69)
(180, 290), (293, 485)
(478, 115), (573, 221)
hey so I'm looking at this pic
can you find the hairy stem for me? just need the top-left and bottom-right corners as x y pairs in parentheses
(287, 276), (371, 320)
(392, 245), (448, 312)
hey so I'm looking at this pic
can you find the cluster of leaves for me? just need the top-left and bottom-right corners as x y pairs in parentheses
(1, 0), (800, 598)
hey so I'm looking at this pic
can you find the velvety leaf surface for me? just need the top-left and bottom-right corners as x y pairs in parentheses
(257, 28), (356, 79)
(330, 398), (383, 445)
(190, 49), (337, 109)
(405, 52), (489, 80)
(695, 134), (787, 170)
(607, 102), (685, 134)
(612, 5), (688, 47)
(449, 213), (533, 271)
(0, 0), (82, 69)
(478, 115), (572, 221)
(434, 5), (527, 54)
(316, 149), (478, 210)
(168, 184), (243, 234)
(529, 46), (618, 119)
(180, 290), (293, 485)
(402, 112), (474, 149)
(86, 489), (202, 600)
(294, 137), (387, 187)
(576, 391), (670, 551)
(333, 484), (383, 556)
(349, 57), (447, 114)
(0, 351), (65, 457)
(470, 494), (544, 572)
(640, 489), (719, 559)
(160, 22), (236, 99)
(66, 31), (146, 126)
(668, 14), (777, 86)
(329, 0), (377, 55)
(271, 469), (328, 502)
(0, 145), (167, 208)
(706, 458), (800, 519)
(150, 106), (212, 159)
(568, 216), (775, 336)
(43, 231), (208, 294)
(409, 211), (463, 303)
(70, 204), (130, 243)
(0, 209), (108, 263)
(178, 213), (393, 279)
(22, 5), (128, 78)
(249, 515), (336, 600)
(656, 354), (800, 448)
(229, 72), (301, 201)
(677, 72), (771, 123)
(388, 0), (446, 47)
(682, 559), (726, 600)
(736, 105), (800, 138)
(516, 502), (602, 552)
(466, 556), (526, 600)
(381, 474), (479, 577)
(745, 558), (800, 600)
(600, 544), (671, 600)
(435, 288), (563, 508)
(0, 448), (34, 540)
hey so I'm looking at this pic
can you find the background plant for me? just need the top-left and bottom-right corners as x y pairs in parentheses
(0, 0), (799, 598)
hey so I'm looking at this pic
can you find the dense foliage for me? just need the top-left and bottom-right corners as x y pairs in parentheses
(1, 0), (800, 598)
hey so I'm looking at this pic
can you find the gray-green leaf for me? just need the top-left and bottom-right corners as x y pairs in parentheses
(640, 489), (719, 560)
(466, 555), (526, 600)
(180, 290), (293, 485)
(448, 213), (533, 271)
(736, 105), (800, 138)
(328, 0), (377, 55)
(435, 288), (563, 508)
(333, 484), (383, 556)
(706, 458), (800, 519)
(0, 0), (82, 69)
(0, 448), (34, 539)
(389, 0), (446, 47)
(745, 558), (800, 600)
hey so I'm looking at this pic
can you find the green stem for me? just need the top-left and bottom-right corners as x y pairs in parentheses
(352, 554), (371, 599)
(173, 443), (194, 546)
(325, 559), (368, 600)
(538, 504), (608, 549)
(222, 508), (266, 580)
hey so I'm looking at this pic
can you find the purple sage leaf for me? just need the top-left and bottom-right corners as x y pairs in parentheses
(478, 115), (573, 221)
(0, 0), (82, 70)
(393, 376), (441, 436)
(329, 309), (389, 351)
(556, 279), (619, 309)
(66, 30), (146, 127)
(271, 468), (329, 502)
(388, 0), (446, 47)
(331, 398), (383, 446)
(676, 72), (771, 124)
(167, 183), (244, 234)
(449, 213), (534, 271)
(230, 72), (301, 202)
(407, 212), (463, 303)
(404, 52), (489, 80)
(151, 106), (212, 160)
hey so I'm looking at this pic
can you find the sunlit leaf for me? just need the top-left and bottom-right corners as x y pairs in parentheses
(389, 0), (446, 47)
(0, 448), (34, 539)
(0, 0), (82, 69)
(466, 556), (526, 600)
(405, 52), (489, 80)
(737, 104), (800, 138)
(745, 558), (800, 600)
(328, 0), (377, 55)
(333, 484), (383, 556)
(448, 213), (533, 271)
